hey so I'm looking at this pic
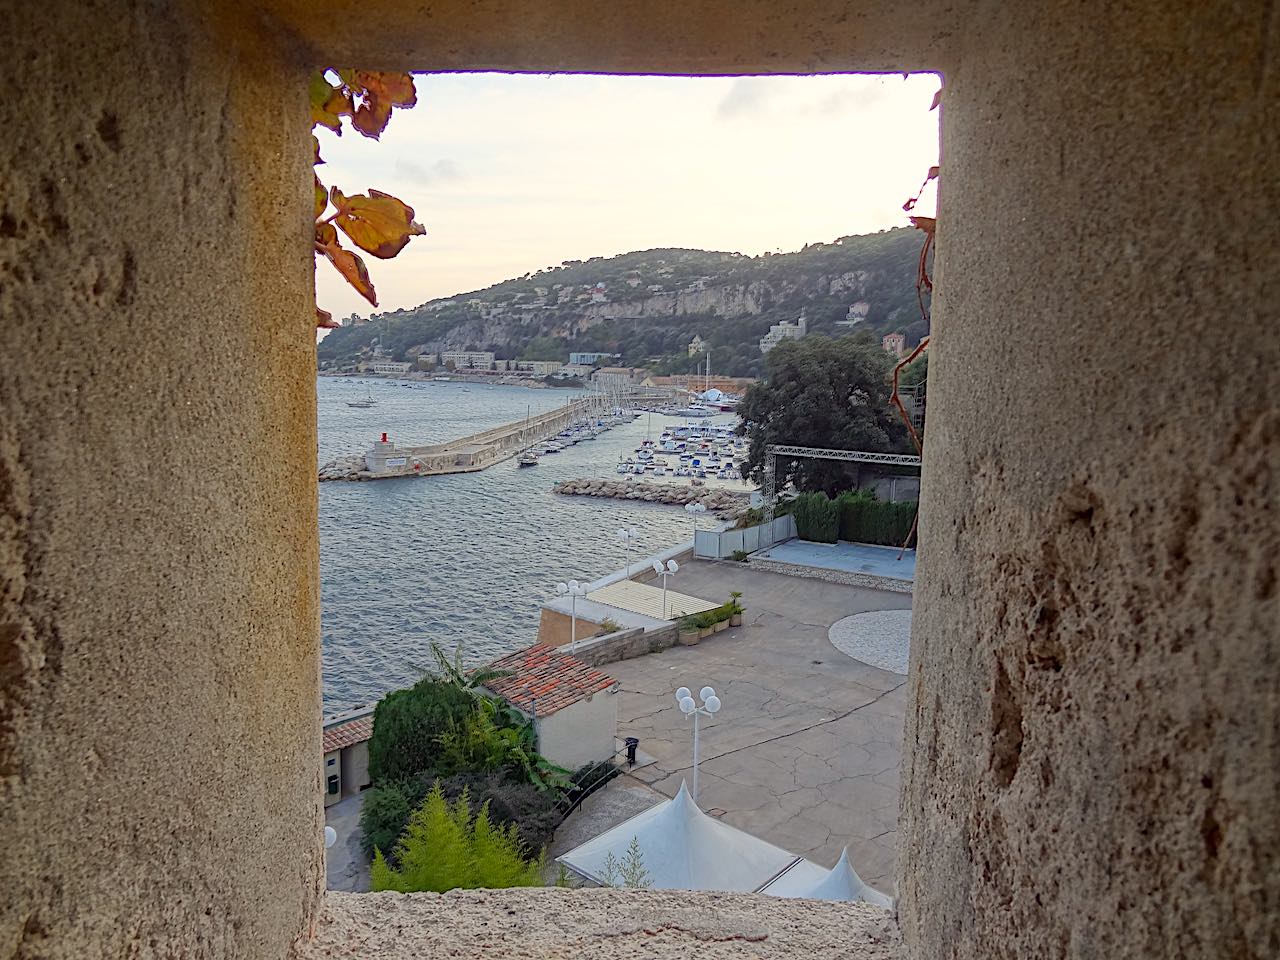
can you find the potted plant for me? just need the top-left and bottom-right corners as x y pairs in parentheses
(728, 592), (744, 627)
(697, 613), (714, 640)
(678, 616), (700, 646)
(712, 605), (730, 633)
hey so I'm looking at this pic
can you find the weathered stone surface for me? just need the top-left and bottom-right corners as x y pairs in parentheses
(300, 890), (902, 959)
(898, 3), (1280, 958)
(555, 478), (750, 518)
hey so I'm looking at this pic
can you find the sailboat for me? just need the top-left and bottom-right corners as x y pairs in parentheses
(346, 389), (377, 408)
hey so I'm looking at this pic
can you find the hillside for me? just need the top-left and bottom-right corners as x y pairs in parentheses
(317, 227), (930, 378)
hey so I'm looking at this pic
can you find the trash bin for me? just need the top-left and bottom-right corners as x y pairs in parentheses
(624, 737), (640, 767)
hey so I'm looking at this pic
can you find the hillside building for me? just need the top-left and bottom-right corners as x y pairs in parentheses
(881, 333), (907, 358)
(440, 351), (495, 370)
(759, 315), (808, 353)
(688, 334), (706, 356)
(569, 351), (621, 366)
(368, 361), (411, 374)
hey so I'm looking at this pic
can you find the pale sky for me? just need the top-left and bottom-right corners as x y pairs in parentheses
(315, 73), (939, 318)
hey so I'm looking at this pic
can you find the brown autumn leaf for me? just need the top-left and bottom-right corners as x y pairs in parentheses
(350, 71), (417, 140)
(315, 174), (328, 220)
(927, 165), (940, 181)
(316, 237), (377, 305)
(330, 187), (426, 259)
(909, 215), (936, 235)
(315, 221), (337, 246)
(316, 306), (338, 328)
(309, 73), (346, 133)
(313, 135), (323, 165)
(930, 88), (942, 111)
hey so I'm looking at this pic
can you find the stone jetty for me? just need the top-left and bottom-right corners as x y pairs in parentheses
(553, 478), (750, 517)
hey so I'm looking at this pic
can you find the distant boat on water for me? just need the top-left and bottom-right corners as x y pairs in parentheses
(346, 390), (377, 408)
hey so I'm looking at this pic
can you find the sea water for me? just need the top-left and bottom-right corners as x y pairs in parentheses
(318, 377), (725, 712)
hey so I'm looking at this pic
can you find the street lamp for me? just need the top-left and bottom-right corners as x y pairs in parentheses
(685, 501), (707, 534)
(651, 559), (679, 619)
(675, 684), (723, 803)
(555, 579), (589, 650)
(617, 526), (639, 580)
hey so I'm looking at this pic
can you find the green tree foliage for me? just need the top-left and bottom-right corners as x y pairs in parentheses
(737, 334), (908, 494)
(370, 784), (544, 892)
(366, 676), (475, 783)
(600, 837), (653, 888)
(359, 779), (417, 862)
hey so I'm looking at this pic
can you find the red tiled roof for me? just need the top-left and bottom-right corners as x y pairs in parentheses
(483, 645), (618, 717)
(322, 715), (373, 754)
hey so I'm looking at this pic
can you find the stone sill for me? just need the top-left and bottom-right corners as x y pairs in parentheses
(299, 889), (900, 958)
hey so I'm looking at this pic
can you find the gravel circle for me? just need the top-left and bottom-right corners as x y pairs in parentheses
(828, 610), (912, 675)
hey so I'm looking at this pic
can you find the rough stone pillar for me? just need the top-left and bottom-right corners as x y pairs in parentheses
(1, 3), (321, 956)
(900, 4), (1278, 958)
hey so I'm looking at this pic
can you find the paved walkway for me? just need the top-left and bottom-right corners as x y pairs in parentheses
(755, 539), (917, 581)
(325, 793), (371, 892)
(609, 559), (912, 889)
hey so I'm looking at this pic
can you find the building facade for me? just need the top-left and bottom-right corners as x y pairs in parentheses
(759, 316), (808, 353)
(441, 351), (495, 370)
(569, 351), (622, 365)
(881, 333), (907, 358)
(369, 361), (412, 374)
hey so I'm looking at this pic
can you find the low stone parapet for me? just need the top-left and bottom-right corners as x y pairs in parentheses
(571, 623), (680, 666)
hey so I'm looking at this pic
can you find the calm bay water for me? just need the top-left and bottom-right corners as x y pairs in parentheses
(318, 377), (730, 713)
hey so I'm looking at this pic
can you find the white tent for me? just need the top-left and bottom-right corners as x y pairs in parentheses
(557, 781), (800, 893)
(557, 781), (893, 906)
(759, 847), (894, 907)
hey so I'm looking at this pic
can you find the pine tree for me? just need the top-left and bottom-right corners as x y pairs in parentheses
(370, 783), (544, 892)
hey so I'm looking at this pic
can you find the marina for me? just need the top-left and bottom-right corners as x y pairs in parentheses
(317, 377), (749, 713)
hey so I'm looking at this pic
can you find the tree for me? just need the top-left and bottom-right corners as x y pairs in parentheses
(366, 676), (475, 783)
(600, 836), (652, 888)
(737, 334), (907, 495)
(370, 783), (544, 892)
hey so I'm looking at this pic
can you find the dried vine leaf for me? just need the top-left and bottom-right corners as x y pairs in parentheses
(309, 72), (351, 133)
(350, 72), (417, 140)
(930, 88), (942, 111)
(314, 174), (328, 219)
(315, 221), (337, 246)
(317, 237), (377, 306)
(909, 215), (936, 235)
(330, 187), (426, 258)
(316, 306), (338, 328)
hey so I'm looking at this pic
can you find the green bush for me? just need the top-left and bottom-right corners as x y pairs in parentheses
(791, 491), (839, 542)
(370, 783), (544, 892)
(367, 676), (476, 783)
(438, 771), (562, 852)
(836, 490), (917, 546)
(359, 780), (417, 863)
(730, 549), (750, 562)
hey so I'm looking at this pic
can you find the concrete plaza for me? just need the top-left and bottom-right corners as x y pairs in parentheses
(606, 559), (913, 889)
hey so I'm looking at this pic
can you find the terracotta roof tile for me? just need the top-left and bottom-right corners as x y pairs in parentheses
(322, 715), (373, 754)
(483, 644), (618, 717)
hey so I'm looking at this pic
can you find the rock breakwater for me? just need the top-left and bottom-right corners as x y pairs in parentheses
(553, 478), (750, 517)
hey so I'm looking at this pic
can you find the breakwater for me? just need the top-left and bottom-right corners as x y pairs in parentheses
(553, 477), (750, 518)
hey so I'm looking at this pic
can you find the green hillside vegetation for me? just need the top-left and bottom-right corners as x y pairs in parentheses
(318, 227), (930, 378)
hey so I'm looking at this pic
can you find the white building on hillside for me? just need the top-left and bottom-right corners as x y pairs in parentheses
(759, 315), (808, 353)
(440, 351), (495, 370)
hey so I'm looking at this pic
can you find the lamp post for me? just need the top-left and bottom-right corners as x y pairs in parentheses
(675, 685), (723, 803)
(685, 501), (707, 536)
(617, 526), (639, 580)
(651, 559), (679, 619)
(555, 579), (588, 650)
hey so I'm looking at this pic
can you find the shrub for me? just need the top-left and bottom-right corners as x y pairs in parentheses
(370, 783), (544, 892)
(730, 549), (749, 562)
(438, 771), (562, 852)
(359, 779), (417, 863)
(367, 677), (476, 783)
(600, 836), (653, 888)
(598, 618), (622, 634)
(836, 490), (917, 546)
(791, 491), (839, 542)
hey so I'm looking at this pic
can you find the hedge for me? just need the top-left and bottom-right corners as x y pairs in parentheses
(790, 492), (840, 543)
(835, 490), (917, 546)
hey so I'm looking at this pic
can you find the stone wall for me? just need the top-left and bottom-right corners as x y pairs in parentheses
(898, 4), (1279, 958)
(571, 624), (680, 667)
(2, 3), (321, 957)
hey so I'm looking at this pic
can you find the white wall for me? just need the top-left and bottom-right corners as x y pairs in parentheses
(535, 693), (617, 771)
